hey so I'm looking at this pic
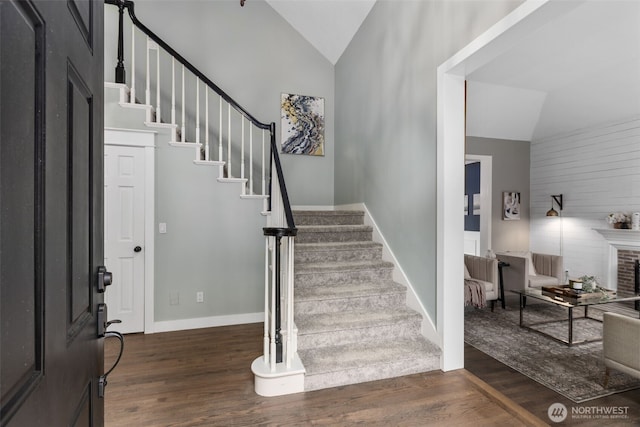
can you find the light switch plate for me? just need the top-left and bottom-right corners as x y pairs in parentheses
(159, 223), (167, 234)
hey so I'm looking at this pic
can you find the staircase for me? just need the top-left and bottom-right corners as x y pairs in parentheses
(293, 210), (440, 391)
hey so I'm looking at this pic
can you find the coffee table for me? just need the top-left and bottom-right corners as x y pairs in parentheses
(512, 288), (640, 346)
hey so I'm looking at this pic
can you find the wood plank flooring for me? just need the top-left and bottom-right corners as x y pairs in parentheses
(105, 324), (544, 426)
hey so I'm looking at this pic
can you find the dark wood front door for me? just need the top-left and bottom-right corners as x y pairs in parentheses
(1, 1), (105, 425)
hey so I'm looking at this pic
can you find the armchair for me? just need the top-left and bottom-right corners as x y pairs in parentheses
(603, 312), (640, 387)
(464, 254), (499, 311)
(496, 251), (563, 294)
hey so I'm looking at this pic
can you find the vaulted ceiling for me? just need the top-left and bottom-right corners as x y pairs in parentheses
(265, 0), (375, 64)
(266, 0), (639, 141)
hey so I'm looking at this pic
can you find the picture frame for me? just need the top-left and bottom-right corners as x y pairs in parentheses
(503, 191), (520, 220)
(280, 93), (325, 156)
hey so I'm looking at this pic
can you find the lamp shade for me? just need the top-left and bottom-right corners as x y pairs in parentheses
(546, 208), (559, 217)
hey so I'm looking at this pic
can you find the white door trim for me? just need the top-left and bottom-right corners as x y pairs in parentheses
(105, 128), (156, 333)
(436, 0), (584, 370)
(465, 154), (492, 256)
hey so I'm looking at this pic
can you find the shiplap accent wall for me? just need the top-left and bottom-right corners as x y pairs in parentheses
(530, 116), (640, 286)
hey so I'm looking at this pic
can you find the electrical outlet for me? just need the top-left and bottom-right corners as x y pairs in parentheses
(170, 291), (179, 305)
(196, 291), (204, 303)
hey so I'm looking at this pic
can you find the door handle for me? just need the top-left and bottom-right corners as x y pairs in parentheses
(97, 266), (113, 293)
(134, 246), (142, 253)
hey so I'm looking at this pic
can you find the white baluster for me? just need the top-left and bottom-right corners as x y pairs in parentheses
(249, 125), (253, 195)
(219, 96), (223, 164)
(241, 116), (245, 195)
(195, 78), (200, 159)
(155, 45), (160, 123)
(227, 104), (231, 176)
(145, 37), (150, 105)
(205, 88), (209, 161)
(262, 130), (266, 196)
(130, 25), (136, 103)
(181, 65), (185, 142)
(171, 58), (175, 142)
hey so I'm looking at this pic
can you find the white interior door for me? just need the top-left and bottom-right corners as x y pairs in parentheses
(104, 144), (145, 333)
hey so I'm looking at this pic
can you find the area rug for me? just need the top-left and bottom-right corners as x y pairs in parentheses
(464, 303), (640, 403)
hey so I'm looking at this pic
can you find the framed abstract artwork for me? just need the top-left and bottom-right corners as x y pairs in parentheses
(503, 191), (520, 220)
(281, 93), (325, 156)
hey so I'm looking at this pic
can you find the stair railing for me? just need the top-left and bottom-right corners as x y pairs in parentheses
(105, 0), (297, 370)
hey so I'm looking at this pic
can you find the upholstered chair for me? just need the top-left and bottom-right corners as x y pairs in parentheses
(464, 254), (499, 311)
(603, 312), (640, 387)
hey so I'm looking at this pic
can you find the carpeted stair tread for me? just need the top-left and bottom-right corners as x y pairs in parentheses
(296, 241), (382, 251)
(295, 281), (405, 302)
(293, 210), (365, 226)
(296, 224), (372, 233)
(296, 307), (421, 334)
(299, 337), (440, 376)
(295, 241), (383, 263)
(295, 259), (394, 274)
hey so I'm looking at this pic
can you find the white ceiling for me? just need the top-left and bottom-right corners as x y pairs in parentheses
(265, 0), (376, 64)
(466, 0), (640, 141)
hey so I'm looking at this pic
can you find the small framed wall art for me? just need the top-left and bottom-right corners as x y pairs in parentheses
(503, 191), (520, 220)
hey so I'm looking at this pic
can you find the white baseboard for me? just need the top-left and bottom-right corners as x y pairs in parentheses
(335, 203), (441, 348)
(150, 312), (263, 334)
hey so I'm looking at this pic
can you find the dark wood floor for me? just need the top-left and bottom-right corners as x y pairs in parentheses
(465, 298), (640, 426)
(465, 344), (640, 426)
(105, 324), (545, 426)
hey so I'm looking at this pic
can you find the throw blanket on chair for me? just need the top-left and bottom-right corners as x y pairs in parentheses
(464, 279), (486, 309)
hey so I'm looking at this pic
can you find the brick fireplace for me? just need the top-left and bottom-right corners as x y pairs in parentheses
(617, 249), (640, 298)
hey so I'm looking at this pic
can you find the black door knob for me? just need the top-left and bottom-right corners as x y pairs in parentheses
(134, 246), (142, 253)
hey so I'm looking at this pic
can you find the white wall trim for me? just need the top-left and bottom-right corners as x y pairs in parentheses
(105, 128), (156, 334)
(335, 203), (440, 347)
(152, 312), (264, 334)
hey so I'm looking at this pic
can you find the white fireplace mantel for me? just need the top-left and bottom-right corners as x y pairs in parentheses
(594, 229), (640, 244)
(594, 229), (640, 290)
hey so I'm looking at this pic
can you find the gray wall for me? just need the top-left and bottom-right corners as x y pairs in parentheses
(154, 144), (266, 321)
(105, 0), (335, 322)
(334, 0), (522, 319)
(105, 0), (335, 206)
(466, 136), (531, 253)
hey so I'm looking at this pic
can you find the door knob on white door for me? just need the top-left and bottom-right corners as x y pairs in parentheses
(134, 246), (142, 252)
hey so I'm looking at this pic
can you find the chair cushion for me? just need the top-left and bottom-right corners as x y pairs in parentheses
(528, 274), (559, 288)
